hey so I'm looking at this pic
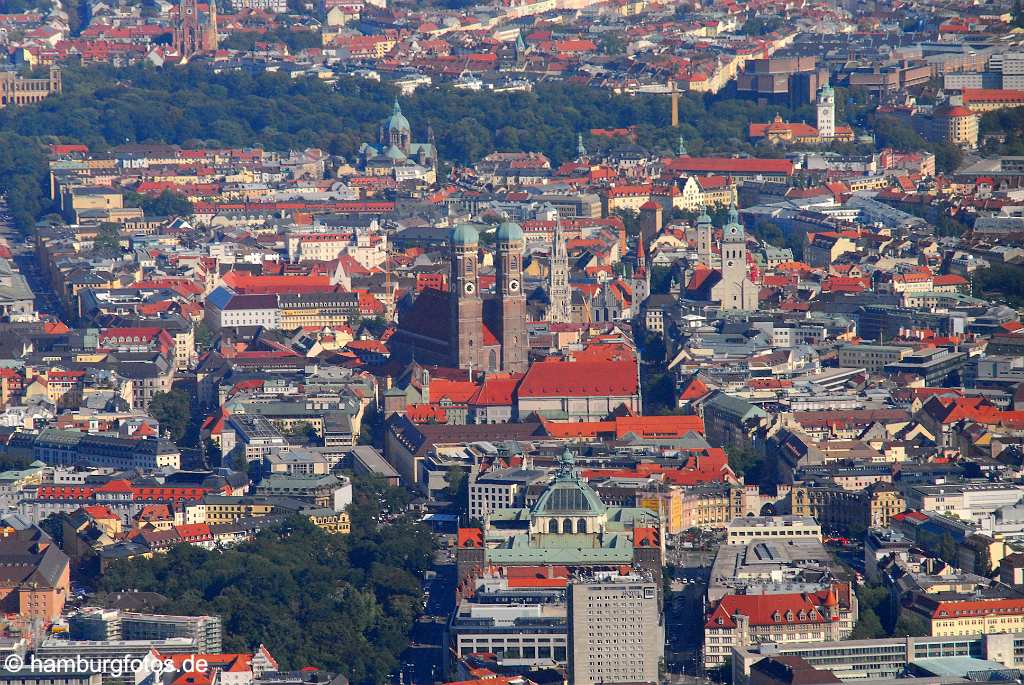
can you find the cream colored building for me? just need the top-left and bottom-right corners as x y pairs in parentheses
(726, 515), (822, 544)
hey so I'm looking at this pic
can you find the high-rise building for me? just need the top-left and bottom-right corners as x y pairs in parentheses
(568, 571), (663, 685)
(547, 222), (571, 323)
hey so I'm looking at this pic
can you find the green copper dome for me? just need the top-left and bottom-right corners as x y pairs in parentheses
(385, 99), (410, 133)
(451, 223), (479, 246)
(531, 449), (606, 515)
(496, 220), (524, 242)
(532, 478), (605, 515)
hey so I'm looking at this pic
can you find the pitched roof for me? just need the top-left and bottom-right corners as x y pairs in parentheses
(706, 586), (849, 629)
(517, 358), (638, 398)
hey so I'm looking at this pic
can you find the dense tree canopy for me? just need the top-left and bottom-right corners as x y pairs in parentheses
(99, 513), (434, 683)
(124, 189), (194, 217)
(0, 64), (849, 231)
(973, 264), (1024, 307)
(148, 389), (192, 442)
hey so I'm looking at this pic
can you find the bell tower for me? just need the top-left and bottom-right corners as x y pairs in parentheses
(696, 210), (713, 267)
(174, 0), (201, 58)
(450, 224), (483, 372)
(496, 221), (528, 373)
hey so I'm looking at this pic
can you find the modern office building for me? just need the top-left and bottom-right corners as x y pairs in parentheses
(467, 467), (549, 520)
(68, 609), (223, 653)
(726, 516), (823, 544)
(838, 344), (908, 373)
(122, 613), (221, 653)
(568, 571), (662, 685)
(732, 632), (1024, 685)
(448, 580), (568, 671)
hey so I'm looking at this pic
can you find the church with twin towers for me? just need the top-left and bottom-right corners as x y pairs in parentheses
(390, 222), (529, 375)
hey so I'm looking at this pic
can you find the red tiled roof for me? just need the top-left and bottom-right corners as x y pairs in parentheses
(928, 598), (1024, 619)
(679, 376), (710, 400)
(431, 378), (478, 404)
(665, 156), (794, 175)
(469, 373), (523, 406)
(458, 527), (483, 547)
(83, 504), (118, 520)
(706, 586), (849, 629)
(517, 358), (638, 398)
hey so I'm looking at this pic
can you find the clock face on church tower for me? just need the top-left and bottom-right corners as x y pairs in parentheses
(509, 280), (520, 292)
(726, 260), (735, 268)
(464, 282), (475, 295)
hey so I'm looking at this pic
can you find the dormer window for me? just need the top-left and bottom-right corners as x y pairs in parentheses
(772, 611), (781, 622)
(717, 617), (723, 625)
(785, 611), (794, 621)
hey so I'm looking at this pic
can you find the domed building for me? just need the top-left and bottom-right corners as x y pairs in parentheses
(455, 449), (664, 582)
(528, 450), (609, 537)
(359, 100), (438, 183)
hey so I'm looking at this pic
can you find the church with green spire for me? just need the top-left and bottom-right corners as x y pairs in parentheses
(359, 99), (438, 183)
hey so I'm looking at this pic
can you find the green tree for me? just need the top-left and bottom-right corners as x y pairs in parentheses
(614, 209), (642, 238)
(194, 322), (216, 352)
(92, 222), (123, 258)
(0, 64), (875, 230)
(939, 533), (959, 565)
(973, 264), (1024, 307)
(98, 513), (435, 682)
(148, 389), (192, 442)
(850, 607), (885, 639)
(893, 612), (930, 637)
(726, 445), (766, 481)
(641, 370), (677, 414)
(444, 466), (469, 512)
(204, 437), (223, 468)
(142, 189), (194, 217)
(740, 16), (783, 35)
(283, 423), (319, 445)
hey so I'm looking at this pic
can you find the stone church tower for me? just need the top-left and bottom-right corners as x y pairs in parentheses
(631, 237), (650, 306)
(174, 0), (217, 59)
(717, 206), (758, 311)
(496, 221), (528, 373)
(547, 222), (571, 323)
(696, 210), (713, 268)
(450, 224), (483, 371)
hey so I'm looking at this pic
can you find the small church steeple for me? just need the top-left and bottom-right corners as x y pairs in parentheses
(577, 133), (588, 161)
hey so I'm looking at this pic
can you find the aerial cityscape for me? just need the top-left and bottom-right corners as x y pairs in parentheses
(6, 0), (1024, 685)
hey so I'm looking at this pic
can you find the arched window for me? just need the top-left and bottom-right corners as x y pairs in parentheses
(488, 349), (497, 371)
(548, 519), (558, 534)
(562, 518), (573, 534)
(577, 518), (587, 534)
